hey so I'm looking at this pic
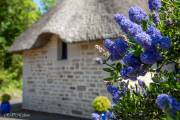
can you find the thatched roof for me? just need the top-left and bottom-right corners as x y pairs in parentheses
(9, 0), (148, 52)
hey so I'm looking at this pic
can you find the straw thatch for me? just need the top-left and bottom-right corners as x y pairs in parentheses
(9, 0), (148, 52)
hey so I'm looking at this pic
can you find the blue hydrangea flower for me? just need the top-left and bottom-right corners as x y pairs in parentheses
(123, 53), (141, 68)
(159, 37), (171, 49)
(148, 0), (162, 11)
(114, 14), (143, 37)
(135, 32), (152, 49)
(129, 6), (148, 24)
(140, 49), (161, 64)
(146, 25), (162, 45)
(152, 12), (160, 25)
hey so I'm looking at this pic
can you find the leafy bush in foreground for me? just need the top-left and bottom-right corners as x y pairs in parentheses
(95, 0), (180, 119)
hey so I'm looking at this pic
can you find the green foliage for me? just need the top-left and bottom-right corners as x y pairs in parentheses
(103, 1), (180, 119)
(103, 62), (122, 83)
(158, 0), (180, 65)
(0, 0), (40, 45)
(1, 94), (11, 102)
(112, 91), (163, 120)
(0, 37), (6, 69)
(0, 0), (41, 69)
(112, 74), (180, 120)
(0, 70), (22, 96)
(0, 0), (56, 97)
(92, 96), (111, 113)
(0, 0), (40, 97)
(0, 0), (38, 71)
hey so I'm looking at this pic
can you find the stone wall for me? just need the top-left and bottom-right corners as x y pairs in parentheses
(22, 35), (108, 118)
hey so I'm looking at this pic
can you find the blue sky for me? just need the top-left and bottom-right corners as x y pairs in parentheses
(33, 0), (43, 10)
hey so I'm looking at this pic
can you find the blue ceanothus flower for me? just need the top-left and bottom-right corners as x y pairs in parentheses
(104, 39), (114, 53)
(114, 38), (128, 55)
(156, 94), (180, 112)
(123, 53), (141, 68)
(114, 14), (143, 37)
(135, 32), (153, 49)
(107, 85), (121, 103)
(148, 0), (162, 11)
(140, 49), (162, 64)
(120, 66), (137, 80)
(104, 38), (128, 61)
(138, 79), (145, 87)
(129, 6), (148, 24)
(104, 39), (120, 60)
(152, 12), (160, 25)
(146, 25), (162, 45)
(159, 36), (171, 49)
(107, 85), (128, 103)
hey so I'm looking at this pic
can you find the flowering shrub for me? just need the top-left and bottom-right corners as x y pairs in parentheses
(92, 96), (111, 113)
(96, 0), (180, 119)
(0, 94), (11, 115)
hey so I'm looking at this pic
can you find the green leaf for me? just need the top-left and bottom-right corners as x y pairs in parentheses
(142, 20), (148, 31)
(103, 68), (113, 72)
(103, 77), (113, 81)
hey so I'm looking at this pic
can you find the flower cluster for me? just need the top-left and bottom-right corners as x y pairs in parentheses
(104, 38), (128, 61)
(148, 0), (162, 25)
(148, 0), (162, 11)
(146, 25), (162, 45)
(129, 6), (148, 24)
(99, 0), (179, 119)
(104, 0), (170, 80)
(114, 14), (142, 37)
(156, 94), (180, 113)
(152, 12), (160, 25)
(107, 83), (128, 103)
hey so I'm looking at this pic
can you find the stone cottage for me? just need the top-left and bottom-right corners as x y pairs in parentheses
(9, 0), (147, 118)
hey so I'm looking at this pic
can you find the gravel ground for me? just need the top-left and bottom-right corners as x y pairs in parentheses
(0, 99), (90, 120)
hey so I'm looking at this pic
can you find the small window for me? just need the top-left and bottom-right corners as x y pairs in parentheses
(57, 40), (67, 60)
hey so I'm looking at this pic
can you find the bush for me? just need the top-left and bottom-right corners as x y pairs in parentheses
(0, 70), (22, 97)
(96, 0), (180, 119)
(92, 96), (111, 113)
(1, 94), (11, 103)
